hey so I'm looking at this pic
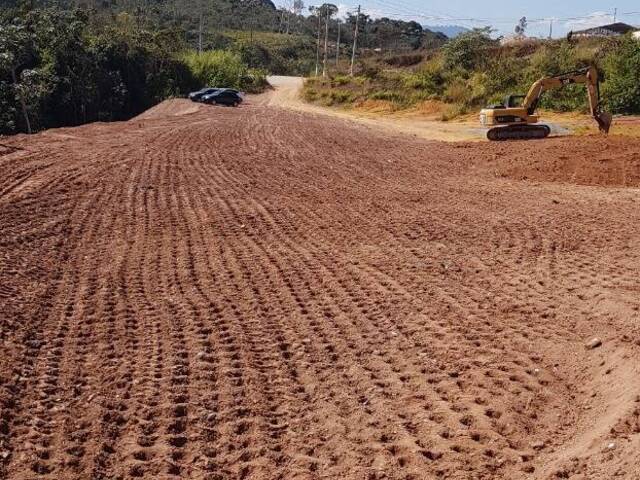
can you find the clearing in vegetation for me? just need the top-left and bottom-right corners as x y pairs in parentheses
(1, 89), (640, 480)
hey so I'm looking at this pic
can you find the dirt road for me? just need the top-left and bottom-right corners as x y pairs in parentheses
(1, 95), (640, 480)
(263, 76), (640, 142)
(259, 76), (487, 142)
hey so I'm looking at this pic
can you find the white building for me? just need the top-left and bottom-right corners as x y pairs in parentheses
(571, 22), (637, 38)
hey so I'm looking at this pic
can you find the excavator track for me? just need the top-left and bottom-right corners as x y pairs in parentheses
(487, 124), (551, 141)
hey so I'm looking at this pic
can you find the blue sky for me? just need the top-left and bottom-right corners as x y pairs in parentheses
(275, 0), (640, 37)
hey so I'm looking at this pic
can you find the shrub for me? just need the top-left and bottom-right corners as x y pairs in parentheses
(332, 74), (351, 86)
(358, 60), (382, 79)
(183, 50), (247, 89)
(483, 56), (525, 99)
(602, 35), (640, 114)
(403, 57), (445, 95)
(182, 50), (268, 93)
(383, 53), (424, 67)
(443, 78), (471, 105)
(328, 90), (353, 104)
(236, 43), (271, 70)
(442, 27), (497, 71)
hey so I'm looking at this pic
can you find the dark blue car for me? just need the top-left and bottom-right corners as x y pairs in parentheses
(201, 89), (243, 107)
(188, 88), (222, 102)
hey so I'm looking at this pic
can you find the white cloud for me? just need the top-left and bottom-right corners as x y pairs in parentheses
(565, 11), (614, 31)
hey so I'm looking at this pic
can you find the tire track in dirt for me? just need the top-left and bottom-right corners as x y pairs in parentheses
(192, 112), (512, 476)
(2, 100), (640, 479)
(173, 133), (312, 476)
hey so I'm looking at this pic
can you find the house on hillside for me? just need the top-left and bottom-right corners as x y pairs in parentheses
(570, 22), (637, 38)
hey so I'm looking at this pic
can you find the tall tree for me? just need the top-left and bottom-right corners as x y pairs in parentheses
(0, 24), (34, 133)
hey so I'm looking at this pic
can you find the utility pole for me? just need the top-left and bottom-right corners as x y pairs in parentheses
(336, 23), (341, 65)
(315, 9), (322, 76)
(322, 7), (330, 77)
(548, 19), (553, 39)
(286, 9), (290, 34)
(198, 10), (203, 53)
(350, 5), (361, 77)
(613, 7), (617, 23)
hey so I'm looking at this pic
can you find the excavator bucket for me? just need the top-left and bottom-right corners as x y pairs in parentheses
(595, 111), (612, 135)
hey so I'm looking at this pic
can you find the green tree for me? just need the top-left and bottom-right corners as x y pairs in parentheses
(602, 35), (640, 114)
(442, 27), (496, 72)
(0, 24), (35, 133)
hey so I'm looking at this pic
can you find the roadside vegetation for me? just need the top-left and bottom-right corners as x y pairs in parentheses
(0, 6), (273, 135)
(304, 29), (640, 119)
(183, 50), (268, 93)
(0, 9), (196, 135)
(1, 0), (445, 134)
(3, 0), (638, 134)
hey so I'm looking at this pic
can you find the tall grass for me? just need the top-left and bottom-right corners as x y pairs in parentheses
(303, 32), (640, 118)
(182, 50), (268, 93)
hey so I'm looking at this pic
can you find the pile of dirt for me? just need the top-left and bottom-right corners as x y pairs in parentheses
(134, 98), (203, 120)
(2, 100), (640, 480)
(477, 135), (640, 187)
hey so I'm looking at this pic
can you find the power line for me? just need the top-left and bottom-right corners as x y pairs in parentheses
(302, 1), (640, 26)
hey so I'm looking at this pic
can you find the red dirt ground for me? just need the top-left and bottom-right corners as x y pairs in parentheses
(1, 99), (640, 480)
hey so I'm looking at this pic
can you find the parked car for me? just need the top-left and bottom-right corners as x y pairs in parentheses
(201, 90), (244, 107)
(188, 87), (222, 102)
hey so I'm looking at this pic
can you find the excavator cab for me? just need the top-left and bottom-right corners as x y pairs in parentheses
(505, 95), (526, 108)
(487, 95), (525, 109)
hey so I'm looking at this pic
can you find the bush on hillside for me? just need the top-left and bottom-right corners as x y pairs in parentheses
(602, 35), (640, 114)
(0, 9), (196, 134)
(182, 50), (267, 93)
(441, 27), (497, 72)
(305, 31), (640, 118)
(403, 57), (445, 96)
(224, 31), (317, 75)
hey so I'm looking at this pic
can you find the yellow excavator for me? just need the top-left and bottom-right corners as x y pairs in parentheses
(480, 66), (612, 140)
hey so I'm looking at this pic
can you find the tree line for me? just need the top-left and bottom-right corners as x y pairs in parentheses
(1, 0), (449, 134)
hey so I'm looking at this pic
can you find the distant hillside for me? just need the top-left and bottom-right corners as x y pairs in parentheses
(424, 25), (470, 38)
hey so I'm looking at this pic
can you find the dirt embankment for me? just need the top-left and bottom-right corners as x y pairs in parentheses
(465, 135), (640, 187)
(1, 97), (640, 480)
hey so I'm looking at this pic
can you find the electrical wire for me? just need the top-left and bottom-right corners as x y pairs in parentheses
(294, 0), (639, 36)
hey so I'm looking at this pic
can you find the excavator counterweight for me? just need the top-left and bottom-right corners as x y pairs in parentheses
(480, 66), (612, 141)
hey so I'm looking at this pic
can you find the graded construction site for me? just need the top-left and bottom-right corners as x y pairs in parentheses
(1, 90), (640, 480)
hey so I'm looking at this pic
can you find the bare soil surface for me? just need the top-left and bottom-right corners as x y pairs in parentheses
(259, 76), (486, 142)
(2, 95), (640, 480)
(265, 76), (640, 142)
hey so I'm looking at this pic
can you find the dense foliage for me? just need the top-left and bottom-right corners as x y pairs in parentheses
(183, 50), (267, 93)
(602, 35), (640, 114)
(0, 8), (199, 134)
(3, 1), (638, 134)
(17, 0), (446, 74)
(1, 0), (448, 134)
(305, 29), (640, 117)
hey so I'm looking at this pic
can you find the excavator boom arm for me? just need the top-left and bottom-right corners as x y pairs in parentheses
(522, 66), (611, 134)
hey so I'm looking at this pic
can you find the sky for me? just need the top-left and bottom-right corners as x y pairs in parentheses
(274, 0), (640, 38)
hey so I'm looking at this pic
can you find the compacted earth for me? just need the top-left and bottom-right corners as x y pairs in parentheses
(1, 97), (640, 480)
